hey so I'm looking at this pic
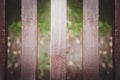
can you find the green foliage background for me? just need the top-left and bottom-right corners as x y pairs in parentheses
(7, 0), (113, 36)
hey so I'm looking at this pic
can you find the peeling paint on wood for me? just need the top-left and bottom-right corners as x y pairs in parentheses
(82, 0), (99, 80)
(21, 0), (38, 80)
(0, 0), (6, 80)
(50, 0), (67, 80)
(114, 0), (120, 80)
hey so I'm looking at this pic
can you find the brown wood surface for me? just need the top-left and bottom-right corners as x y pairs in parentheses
(50, 0), (67, 80)
(114, 0), (120, 80)
(82, 0), (99, 80)
(21, 0), (38, 80)
(0, 0), (6, 80)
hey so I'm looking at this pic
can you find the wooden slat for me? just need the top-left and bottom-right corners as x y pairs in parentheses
(114, 0), (120, 80)
(21, 0), (37, 80)
(0, 0), (6, 80)
(82, 0), (99, 80)
(50, 0), (66, 80)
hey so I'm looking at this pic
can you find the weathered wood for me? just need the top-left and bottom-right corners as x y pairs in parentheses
(114, 0), (120, 80)
(82, 0), (99, 80)
(21, 0), (38, 80)
(50, 0), (67, 80)
(0, 0), (6, 80)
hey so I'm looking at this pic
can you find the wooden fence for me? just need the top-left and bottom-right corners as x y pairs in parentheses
(0, 0), (119, 80)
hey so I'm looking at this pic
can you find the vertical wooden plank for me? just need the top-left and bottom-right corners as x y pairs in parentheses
(50, 0), (66, 80)
(114, 0), (120, 80)
(0, 0), (6, 80)
(21, 0), (37, 80)
(82, 0), (99, 80)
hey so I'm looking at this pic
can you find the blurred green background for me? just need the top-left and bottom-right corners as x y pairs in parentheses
(6, 0), (114, 80)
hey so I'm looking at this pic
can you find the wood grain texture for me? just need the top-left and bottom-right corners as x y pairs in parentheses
(50, 0), (66, 80)
(82, 0), (99, 80)
(0, 0), (6, 80)
(21, 0), (38, 80)
(114, 0), (120, 80)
